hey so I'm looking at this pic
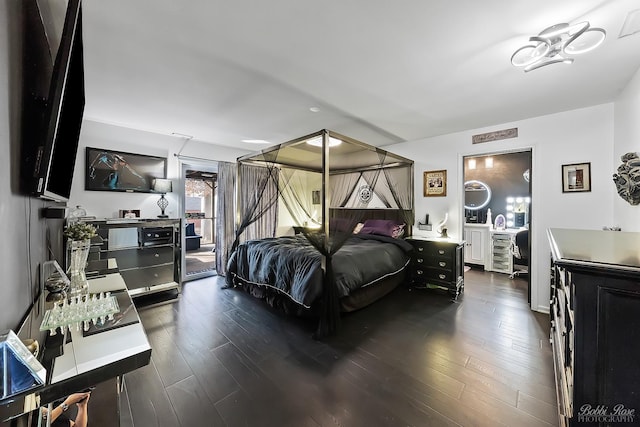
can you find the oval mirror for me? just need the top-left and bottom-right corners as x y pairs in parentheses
(464, 180), (492, 210)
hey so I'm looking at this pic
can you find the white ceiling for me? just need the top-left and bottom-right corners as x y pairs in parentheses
(81, 0), (640, 150)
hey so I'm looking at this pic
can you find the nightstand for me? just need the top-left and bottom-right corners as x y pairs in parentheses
(406, 237), (465, 299)
(293, 226), (317, 235)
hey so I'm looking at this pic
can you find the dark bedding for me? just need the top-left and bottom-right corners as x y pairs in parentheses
(227, 234), (412, 307)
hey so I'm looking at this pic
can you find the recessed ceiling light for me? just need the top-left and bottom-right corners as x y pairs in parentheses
(309, 107), (321, 113)
(242, 139), (271, 144)
(306, 136), (342, 147)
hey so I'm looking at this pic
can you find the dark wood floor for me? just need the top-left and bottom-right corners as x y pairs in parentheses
(122, 269), (558, 427)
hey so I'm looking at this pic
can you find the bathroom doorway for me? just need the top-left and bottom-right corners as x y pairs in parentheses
(462, 150), (532, 303)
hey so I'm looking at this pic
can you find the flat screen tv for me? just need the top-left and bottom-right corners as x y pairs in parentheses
(22, 0), (85, 202)
(85, 147), (167, 193)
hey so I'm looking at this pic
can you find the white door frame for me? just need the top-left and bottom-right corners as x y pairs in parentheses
(178, 158), (218, 282)
(459, 147), (535, 307)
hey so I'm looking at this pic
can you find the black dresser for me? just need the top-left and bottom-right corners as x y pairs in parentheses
(406, 237), (464, 299)
(548, 228), (640, 426)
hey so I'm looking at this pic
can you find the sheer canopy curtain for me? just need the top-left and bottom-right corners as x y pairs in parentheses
(215, 161), (236, 276)
(329, 172), (361, 207)
(235, 163), (279, 247)
(383, 165), (414, 226)
(278, 168), (319, 226)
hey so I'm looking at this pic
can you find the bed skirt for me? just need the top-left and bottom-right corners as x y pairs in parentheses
(228, 264), (408, 316)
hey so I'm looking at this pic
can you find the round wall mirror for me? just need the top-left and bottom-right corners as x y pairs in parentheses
(464, 180), (492, 210)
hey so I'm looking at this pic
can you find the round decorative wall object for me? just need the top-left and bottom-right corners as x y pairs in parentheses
(612, 152), (640, 206)
(358, 185), (372, 204)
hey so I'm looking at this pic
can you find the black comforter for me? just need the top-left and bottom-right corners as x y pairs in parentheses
(227, 234), (412, 307)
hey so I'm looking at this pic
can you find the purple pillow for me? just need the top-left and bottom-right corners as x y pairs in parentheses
(359, 219), (404, 238)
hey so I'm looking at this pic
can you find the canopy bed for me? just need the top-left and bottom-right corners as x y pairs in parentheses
(225, 130), (414, 337)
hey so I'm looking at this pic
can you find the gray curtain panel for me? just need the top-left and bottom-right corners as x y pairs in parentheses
(215, 161), (236, 275)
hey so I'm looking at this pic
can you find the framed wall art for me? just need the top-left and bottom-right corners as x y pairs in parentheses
(311, 190), (321, 205)
(424, 170), (447, 197)
(562, 162), (591, 193)
(85, 147), (167, 193)
(119, 209), (141, 218)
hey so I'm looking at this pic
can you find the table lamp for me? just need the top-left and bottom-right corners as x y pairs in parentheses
(152, 178), (172, 218)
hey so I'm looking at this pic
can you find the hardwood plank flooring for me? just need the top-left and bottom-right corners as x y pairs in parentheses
(124, 269), (558, 427)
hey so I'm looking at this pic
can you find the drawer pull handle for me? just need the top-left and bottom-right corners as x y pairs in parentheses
(438, 250), (445, 255)
(155, 253), (160, 257)
(417, 247), (424, 252)
(439, 274), (446, 280)
(439, 261), (446, 267)
(416, 270), (424, 275)
(417, 258), (424, 263)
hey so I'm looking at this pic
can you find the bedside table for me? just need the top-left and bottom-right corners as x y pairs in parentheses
(293, 226), (320, 235)
(406, 237), (465, 300)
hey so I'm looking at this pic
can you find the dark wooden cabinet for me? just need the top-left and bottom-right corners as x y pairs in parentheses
(86, 219), (181, 297)
(406, 237), (464, 299)
(548, 228), (640, 427)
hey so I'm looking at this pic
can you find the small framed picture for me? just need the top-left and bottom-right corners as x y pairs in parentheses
(562, 162), (591, 193)
(424, 170), (447, 197)
(311, 190), (321, 205)
(119, 209), (141, 218)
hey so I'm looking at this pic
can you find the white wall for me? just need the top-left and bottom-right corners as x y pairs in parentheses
(613, 67), (640, 231)
(384, 104), (615, 313)
(69, 119), (248, 218)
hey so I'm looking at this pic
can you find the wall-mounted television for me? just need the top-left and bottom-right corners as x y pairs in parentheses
(21, 0), (85, 202)
(85, 147), (167, 193)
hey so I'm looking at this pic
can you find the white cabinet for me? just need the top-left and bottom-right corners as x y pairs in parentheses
(463, 224), (491, 269)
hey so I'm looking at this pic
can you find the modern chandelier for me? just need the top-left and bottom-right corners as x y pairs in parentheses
(511, 21), (606, 72)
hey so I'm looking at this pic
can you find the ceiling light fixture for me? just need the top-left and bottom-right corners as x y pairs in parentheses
(511, 21), (606, 72)
(306, 136), (342, 147)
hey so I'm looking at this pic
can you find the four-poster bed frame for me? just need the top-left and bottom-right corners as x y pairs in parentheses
(225, 130), (415, 336)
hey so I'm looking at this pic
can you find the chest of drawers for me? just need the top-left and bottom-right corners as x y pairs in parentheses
(406, 237), (464, 299)
(84, 219), (181, 297)
(548, 228), (640, 426)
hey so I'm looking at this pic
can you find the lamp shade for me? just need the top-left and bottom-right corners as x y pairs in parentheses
(152, 178), (172, 194)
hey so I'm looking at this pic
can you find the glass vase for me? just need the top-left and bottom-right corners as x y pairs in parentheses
(67, 239), (91, 297)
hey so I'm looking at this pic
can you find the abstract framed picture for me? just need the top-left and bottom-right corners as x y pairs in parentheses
(562, 162), (591, 193)
(424, 170), (447, 197)
(85, 147), (167, 193)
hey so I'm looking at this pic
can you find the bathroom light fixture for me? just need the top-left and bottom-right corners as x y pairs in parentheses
(485, 157), (493, 168)
(468, 158), (477, 170)
(511, 21), (606, 72)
